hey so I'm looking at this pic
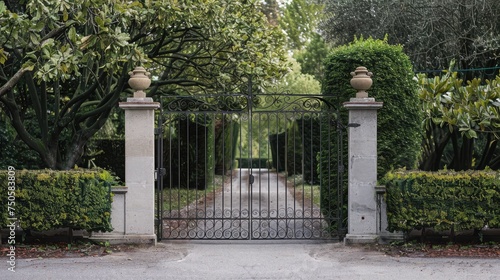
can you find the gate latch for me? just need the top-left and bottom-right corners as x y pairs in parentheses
(249, 174), (255, 185)
(155, 168), (166, 181)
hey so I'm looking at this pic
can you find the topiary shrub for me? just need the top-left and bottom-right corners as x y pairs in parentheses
(163, 114), (215, 190)
(319, 37), (422, 230)
(0, 168), (114, 233)
(381, 169), (500, 233)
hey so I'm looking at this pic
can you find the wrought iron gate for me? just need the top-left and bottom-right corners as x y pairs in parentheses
(155, 92), (346, 240)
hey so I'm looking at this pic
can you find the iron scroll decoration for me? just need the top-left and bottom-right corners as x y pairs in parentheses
(161, 93), (338, 113)
(163, 94), (250, 112)
(251, 93), (337, 112)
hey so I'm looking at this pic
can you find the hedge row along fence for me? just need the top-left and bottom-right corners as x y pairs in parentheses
(0, 169), (115, 233)
(381, 170), (500, 233)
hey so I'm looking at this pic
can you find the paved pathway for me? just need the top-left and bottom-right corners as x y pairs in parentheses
(162, 168), (328, 239)
(6, 242), (500, 280)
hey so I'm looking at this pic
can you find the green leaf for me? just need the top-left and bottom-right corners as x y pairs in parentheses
(0, 48), (8, 64)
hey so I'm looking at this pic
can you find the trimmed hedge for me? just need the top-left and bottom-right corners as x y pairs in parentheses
(268, 117), (321, 183)
(322, 37), (421, 177)
(381, 170), (500, 233)
(163, 114), (215, 190)
(319, 37), (422, 230)
(0, 169), (114, 232)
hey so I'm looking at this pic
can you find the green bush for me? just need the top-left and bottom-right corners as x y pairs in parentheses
(322, 37), (421, 176)
(319, 37), (422, 229)
(0, 115), (42, 170)
(214, 119), (240, 175)
(287, 117), (322, 183)
(0, 169), (114, 232)
(269, 132), (286, 172)
(381, 170), (500, 233)
(163, 114), (215, 190)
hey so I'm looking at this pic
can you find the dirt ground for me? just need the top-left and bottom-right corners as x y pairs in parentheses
(2, 236), (499, 259)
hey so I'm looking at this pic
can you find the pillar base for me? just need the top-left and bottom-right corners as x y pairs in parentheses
(344, 234), (379, 245)
(90, 233), (157, 246)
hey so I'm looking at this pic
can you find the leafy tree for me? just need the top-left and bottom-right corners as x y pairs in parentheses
(279, 0), (325, 50)
(261, 0), (281, 26)
(266, 55), (321, 94)
(0, 0), (288, 169)
(321, 0), (500, 72)
(418, 66), (500, 171)
(0, 108), (40, 169)
(294, 33), (329, 81)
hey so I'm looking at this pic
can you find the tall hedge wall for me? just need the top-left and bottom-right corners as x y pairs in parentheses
(0, 169), (114, 232)
(319, 38), (422, 229)
(322, 37), (421, 176)
(381, 170), (500, 232)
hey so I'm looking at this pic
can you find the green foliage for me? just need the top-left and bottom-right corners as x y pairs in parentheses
(321, 37), (421, 177)
(0, 0), (288, 169)
(0, 169), (114, 232)
(163, 114), (215, 190)
(321, 0), (500, 71)
(382, 170), (500, 232)
(271, 117), (321, 183)
(266, 55), (321, 94)
(294, 34), (329, 82)
(279, 0), (325, 50)
(83, 139), (125, 182)
(214, 119), (240, 175)
(0, 113), (41, 169)
(316, 111), (343, 230)
(319, 37), (421, 230)
(418, 68), (500, 171)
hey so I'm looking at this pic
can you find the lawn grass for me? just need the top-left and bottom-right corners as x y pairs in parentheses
(158, 175), (224, 211)
(287, 174), (321, 206)
(301, 184), (321, 206)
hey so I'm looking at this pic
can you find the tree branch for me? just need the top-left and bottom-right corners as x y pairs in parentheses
(0, 67), (30, 98)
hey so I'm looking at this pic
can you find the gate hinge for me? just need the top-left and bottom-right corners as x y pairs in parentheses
(154, 127), (163, 135)
(249, 174), (255, 185)
(347, 123), (360, 128)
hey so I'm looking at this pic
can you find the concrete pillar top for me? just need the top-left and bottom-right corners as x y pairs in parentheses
(344, 98), (383, 110)
(119, 98), (160, 110)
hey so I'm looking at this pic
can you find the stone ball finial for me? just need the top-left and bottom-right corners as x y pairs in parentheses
(128, 66), (151, 98)
(350, 66), (373, 98)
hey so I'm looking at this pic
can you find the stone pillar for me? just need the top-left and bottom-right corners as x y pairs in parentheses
(91, 67), (159, 244)
(344, 67), (383, 244)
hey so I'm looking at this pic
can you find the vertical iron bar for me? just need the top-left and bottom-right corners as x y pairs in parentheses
(247, 78), (254, 239)
(212, 112), (217, 239)
(337, 109), (344, 240)
(204, 112), (208, 239)
(177, 114), (181, 233)
(156, 99), (164, 241)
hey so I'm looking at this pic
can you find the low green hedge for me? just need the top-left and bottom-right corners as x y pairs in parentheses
(382, 170), (500, 233)
(0, 168), (114, 232)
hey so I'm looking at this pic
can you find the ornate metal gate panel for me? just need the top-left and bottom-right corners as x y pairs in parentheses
(155, 93), (345, 240)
